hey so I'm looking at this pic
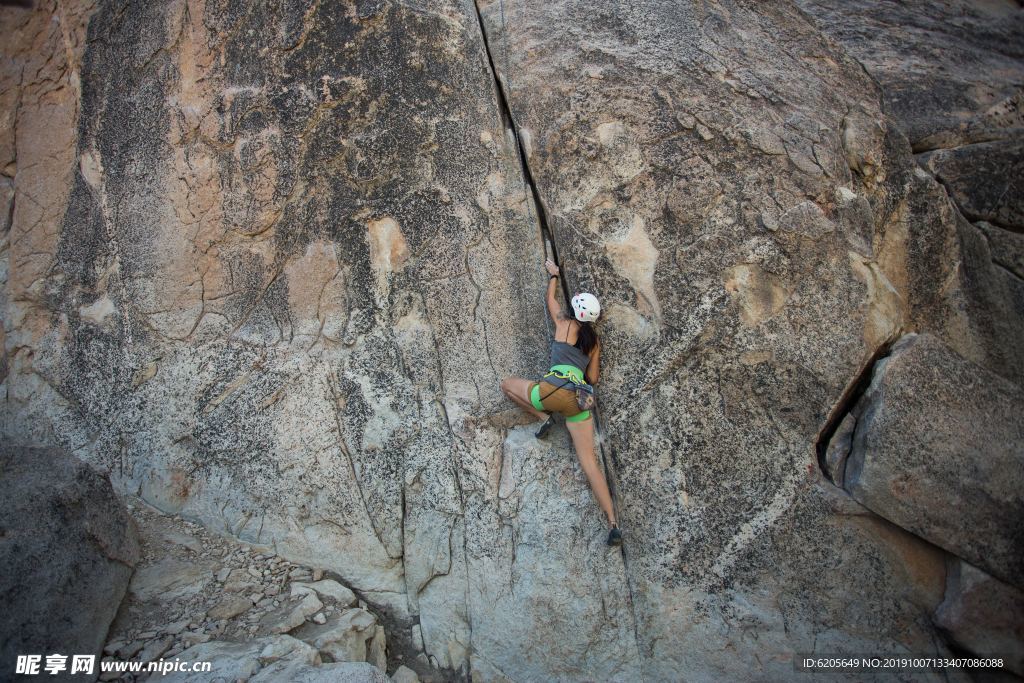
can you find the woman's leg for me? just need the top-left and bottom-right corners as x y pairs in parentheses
(565, 417), (617, 526)
(500, 376), (548, 421)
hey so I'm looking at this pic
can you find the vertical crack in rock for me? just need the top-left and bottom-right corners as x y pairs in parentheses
(2, 190), (13, 235)
(593, 415), (645, 662)
(815, 339), (896, 486)
(471, 1), (563, 300)
(472, 0), (644, 669)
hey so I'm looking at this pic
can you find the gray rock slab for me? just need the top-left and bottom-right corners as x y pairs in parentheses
(919, 139), (1024, 231)
(796, 0), (1024, 149)
(252, 660), (389, 683)
(258, 591), (324, 635)
(844, 334), (1024, 588)
(0, 446), (140, 681)
(3, 1), (1022, 681)
(2, 0), (549, 645)
(391, 665), (420, 683)
(129, 557), (213, 603)
(206, 595), (254, 621)
(292, 579), (357, 607)
(300, 607), (377, 663)
(978, 221), (1024, 282)
(935, 558), (1024, 676)
(163, 635), (319, 683)
(474, 1), (1008, 679)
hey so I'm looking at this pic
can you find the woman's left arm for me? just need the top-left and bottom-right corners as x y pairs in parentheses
(586, 339), (601, 385)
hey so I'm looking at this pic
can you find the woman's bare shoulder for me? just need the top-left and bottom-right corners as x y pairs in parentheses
(554, 313), (577, 329)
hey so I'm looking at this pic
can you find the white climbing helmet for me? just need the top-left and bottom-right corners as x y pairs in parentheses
(571, 292), (601, 322)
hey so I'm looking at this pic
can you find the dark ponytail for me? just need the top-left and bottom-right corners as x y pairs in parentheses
(575, 320), (598, 355)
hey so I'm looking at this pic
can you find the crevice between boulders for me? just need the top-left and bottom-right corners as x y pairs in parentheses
(471, 0), (622, 535)
(911, 134), (1017, 156)
(814, 338), (1024, 675)
(815, 339), (897, 487)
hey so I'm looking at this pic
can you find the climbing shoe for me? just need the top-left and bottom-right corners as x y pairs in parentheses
(607, 524), (623, 547)
(535, 415), (554, 439)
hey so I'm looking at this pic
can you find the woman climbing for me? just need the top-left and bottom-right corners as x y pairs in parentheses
(499, 258), (623, 547)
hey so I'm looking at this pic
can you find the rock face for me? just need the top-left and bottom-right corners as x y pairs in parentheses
(1, 1), (1022, 681)
(795, 0), (1024, 151)
(919, 139), (1024, 231)
(795, 0), (1024, 388)
(162, 635), (389, 683)
(0, 446), (140, 680)
(935, 559), (1024, 677)
(829, 333), (1024, 588)
(798, 0), (1024, 387)
(103, 498), (398, 679)
(476, 0), (1023, 679)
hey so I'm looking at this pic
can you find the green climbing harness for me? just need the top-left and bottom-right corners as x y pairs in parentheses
(544, 364), (587, 385)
